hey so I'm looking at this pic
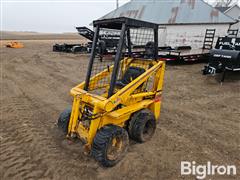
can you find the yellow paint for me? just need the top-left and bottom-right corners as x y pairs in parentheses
(68, 58), (165, 149)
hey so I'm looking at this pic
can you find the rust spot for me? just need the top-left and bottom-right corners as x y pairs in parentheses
(120, 12), (124, 17)
(168, 7), (179, 24)
(188, 0), (195, 9)
(138, 6), (145, 19)
(120, 10), (139, 18)
(180, 0), (195, 9)
(180, 0), (186, 3)
(119, 6), (145, 19)
(132, 10), (139, 18)
(210, 9), (219, 20)
(183, 38), (187, 44)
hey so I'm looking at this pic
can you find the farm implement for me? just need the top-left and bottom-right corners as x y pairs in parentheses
(6, 42), (24, 48)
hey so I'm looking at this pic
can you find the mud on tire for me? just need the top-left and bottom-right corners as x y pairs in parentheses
(91, 125), (129, 167)
(57, 107), (72, 134)
(128, 109), (156, 143)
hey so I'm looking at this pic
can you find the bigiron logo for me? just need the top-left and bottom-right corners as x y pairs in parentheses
(181, 161), (237, 179)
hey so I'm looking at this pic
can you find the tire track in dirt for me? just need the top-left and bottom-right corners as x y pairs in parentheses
(1, 50), (98, 179)
(1, 97), (53, 179)
(159, 103), (240, 169)
(1, 94), (99, 179)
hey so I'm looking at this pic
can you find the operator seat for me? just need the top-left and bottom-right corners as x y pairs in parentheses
(145, 41), (155, 59)
(116, 66), (145, 88)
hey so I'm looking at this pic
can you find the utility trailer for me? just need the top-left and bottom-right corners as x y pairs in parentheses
(158, 29), (215, 63)
(53, 26), (121, 54)
(53, 43), (90, 53)
(76, 26), (94, 41)
(52, 27), (94, 53)
(76, 26), (120, 55)
(159, 47), (210, 63)
(203, 36), (240, 82)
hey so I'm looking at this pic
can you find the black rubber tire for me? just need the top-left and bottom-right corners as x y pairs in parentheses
(128, 109), (156, 143)
(57, 107), (72, 134)
(91, 125), (129, 167)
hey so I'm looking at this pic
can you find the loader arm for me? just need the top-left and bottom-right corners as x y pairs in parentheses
(101, 61), (165, 112)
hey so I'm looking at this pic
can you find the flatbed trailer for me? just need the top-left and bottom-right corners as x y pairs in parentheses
(53, 43), (90, 53)
(53, 26), (94, 54)
(159, 48), (210, 62)
(158, 29), (215, 63)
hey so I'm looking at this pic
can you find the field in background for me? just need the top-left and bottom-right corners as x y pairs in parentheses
(0, 31), (83, 40)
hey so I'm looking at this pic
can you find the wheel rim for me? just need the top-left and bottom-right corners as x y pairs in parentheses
(142, 119), (155, 141)
(107, 136), (125, 161)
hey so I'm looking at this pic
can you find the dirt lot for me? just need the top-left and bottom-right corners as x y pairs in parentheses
(0, 37), (239, 180)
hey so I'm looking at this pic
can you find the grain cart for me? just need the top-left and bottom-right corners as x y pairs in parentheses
(203, 37), (240, 82)
(57, 17), (165, 167)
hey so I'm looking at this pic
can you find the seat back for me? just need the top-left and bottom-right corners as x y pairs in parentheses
(121, 66), (146, 85)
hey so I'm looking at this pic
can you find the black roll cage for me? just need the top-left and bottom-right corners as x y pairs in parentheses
(84, 17), (159, 97)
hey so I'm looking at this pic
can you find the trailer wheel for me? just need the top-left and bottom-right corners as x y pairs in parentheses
(91, 125), (129, 167)
(57, 107), (72, 134)
(128, 109), (156, 143)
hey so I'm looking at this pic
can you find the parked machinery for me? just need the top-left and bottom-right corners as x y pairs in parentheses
(53, 43), (89, 53)
(53, 27), (93, 53)
(77, 26), (121, 55)
(76, 26), (94, 41)
(57, 17), (165, 167)
(202, 36), (240, 82)
(6, 42), (24, 48)
(158, 29), (216, 63)
(53, 26), (120, 54)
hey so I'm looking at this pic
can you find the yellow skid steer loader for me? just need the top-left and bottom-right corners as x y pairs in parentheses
(58, 17), (165, 167)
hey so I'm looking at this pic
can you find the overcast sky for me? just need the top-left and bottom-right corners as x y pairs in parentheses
(1, 0), (130, 33)
(1, 0), (239, 33)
